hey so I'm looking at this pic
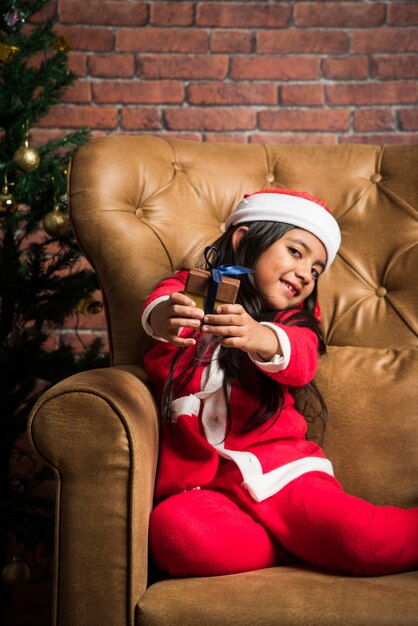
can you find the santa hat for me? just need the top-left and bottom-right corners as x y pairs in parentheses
(225, 189), (341, 269)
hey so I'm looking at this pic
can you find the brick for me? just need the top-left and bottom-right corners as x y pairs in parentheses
(89, 54), (135, 78)
(30, 128), (69, 146)
(340, 133), (418, 145)
(325, 81), (417, 106)
(116, 27), (208, 52)
(63, 257), (91, 273)
(249, 132), (338, 145)
(54, 25), (113, 52)
(155, 131), (203, 142)
(231, 56), (319, 80)
(371, 55), (418, 80)
(30, 0), (57, 22)
(187, 82), (277, 105)
(398, 109), (418, 130)
(26, 51), (49, 71)
(23, 229), (59, 247)
(354, 109), (396, 132)
(36, 106), (118, 129)
(210, 30), (253, 53)
(164, 107), (256, 131)
(351, 28), (418, 53)
(68, 52), (87, 77)
(92, 81), (184, 104)
(259, 109), (350, 131)
(42, 331), (58, 352)
(322, 56), (369, 80)
(196, 2), (290, 28)
(138, 54), (228, 79)
(295, 2), (385, 27)
(281, 84), (324, 106)
(150, 2), (194, 26)
(121, 107), (162, 130)
(90, 130), (108, 140)
(64, 310), (107, 331)
(61, 80), (91, 103)
(60, 0), (148, 25)
(388, 3), (418, 26)
(258, 30), (348, 54)
(204, 133), (248, 143)
(59, 330), (109, 355)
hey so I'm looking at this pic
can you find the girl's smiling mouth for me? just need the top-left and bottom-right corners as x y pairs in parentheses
(280, 279), (301, 297)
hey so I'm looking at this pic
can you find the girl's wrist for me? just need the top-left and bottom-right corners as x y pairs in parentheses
(254, 325), (282, 361)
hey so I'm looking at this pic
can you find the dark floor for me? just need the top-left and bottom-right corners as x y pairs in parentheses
(3, 581), (52, 626)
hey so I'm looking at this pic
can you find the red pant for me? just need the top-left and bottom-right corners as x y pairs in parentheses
(149, 470), (418, 577)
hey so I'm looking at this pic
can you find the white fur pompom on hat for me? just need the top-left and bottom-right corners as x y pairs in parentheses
(225, 189), (341, 270)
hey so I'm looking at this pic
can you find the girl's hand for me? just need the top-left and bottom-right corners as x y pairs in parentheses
(202, 304), (281, 361)
(149, 292), (204, 346)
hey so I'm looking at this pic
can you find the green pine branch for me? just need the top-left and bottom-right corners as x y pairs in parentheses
(0, 0), (109, 547)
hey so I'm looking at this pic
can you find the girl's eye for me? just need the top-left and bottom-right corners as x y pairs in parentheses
(288, 247), (301, 258)
(311, 268), (320, 280)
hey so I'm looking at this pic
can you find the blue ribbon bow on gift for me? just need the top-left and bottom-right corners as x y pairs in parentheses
(204, 245), (254, 315)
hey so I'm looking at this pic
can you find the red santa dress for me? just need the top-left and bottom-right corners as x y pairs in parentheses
(143, 271), (418, 577)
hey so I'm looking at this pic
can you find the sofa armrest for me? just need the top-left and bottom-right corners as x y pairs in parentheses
(28, 366), (159, 626)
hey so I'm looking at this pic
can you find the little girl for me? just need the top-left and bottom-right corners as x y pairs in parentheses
(142, 189), (418, 578)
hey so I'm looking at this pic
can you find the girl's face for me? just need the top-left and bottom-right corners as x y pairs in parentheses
(253, 227), (327, 310)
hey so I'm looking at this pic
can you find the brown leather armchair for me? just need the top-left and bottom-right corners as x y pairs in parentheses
(29, 136), (418, 625)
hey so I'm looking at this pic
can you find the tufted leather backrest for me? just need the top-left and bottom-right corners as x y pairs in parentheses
(69, 136), (417, 365)
(69, 136), (418, 507)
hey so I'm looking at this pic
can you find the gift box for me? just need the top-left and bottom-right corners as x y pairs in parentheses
(184, 268), (240, 314)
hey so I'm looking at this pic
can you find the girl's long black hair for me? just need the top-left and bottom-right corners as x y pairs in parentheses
(161, 222), (328, 441)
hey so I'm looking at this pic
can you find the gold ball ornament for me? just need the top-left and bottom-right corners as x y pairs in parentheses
(0, 180), (17, 215)
(43, 204), (70, 237)
(13, 139), (41, 173)
(75, 295), (104, 315)
(1, 558), (31, 586)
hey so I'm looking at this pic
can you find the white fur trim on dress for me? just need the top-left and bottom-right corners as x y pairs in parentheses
(141, 296), (170, 342)
(173, 346), (334, 502)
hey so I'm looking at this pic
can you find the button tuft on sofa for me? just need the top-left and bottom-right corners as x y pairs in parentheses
(376, 286), (387, 297)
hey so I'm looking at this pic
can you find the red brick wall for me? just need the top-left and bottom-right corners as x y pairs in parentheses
(31, 0), (418, 351)
(33, 0), (418, 146)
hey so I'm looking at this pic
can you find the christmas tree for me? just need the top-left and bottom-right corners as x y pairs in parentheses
(0, 0), (108, 585)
